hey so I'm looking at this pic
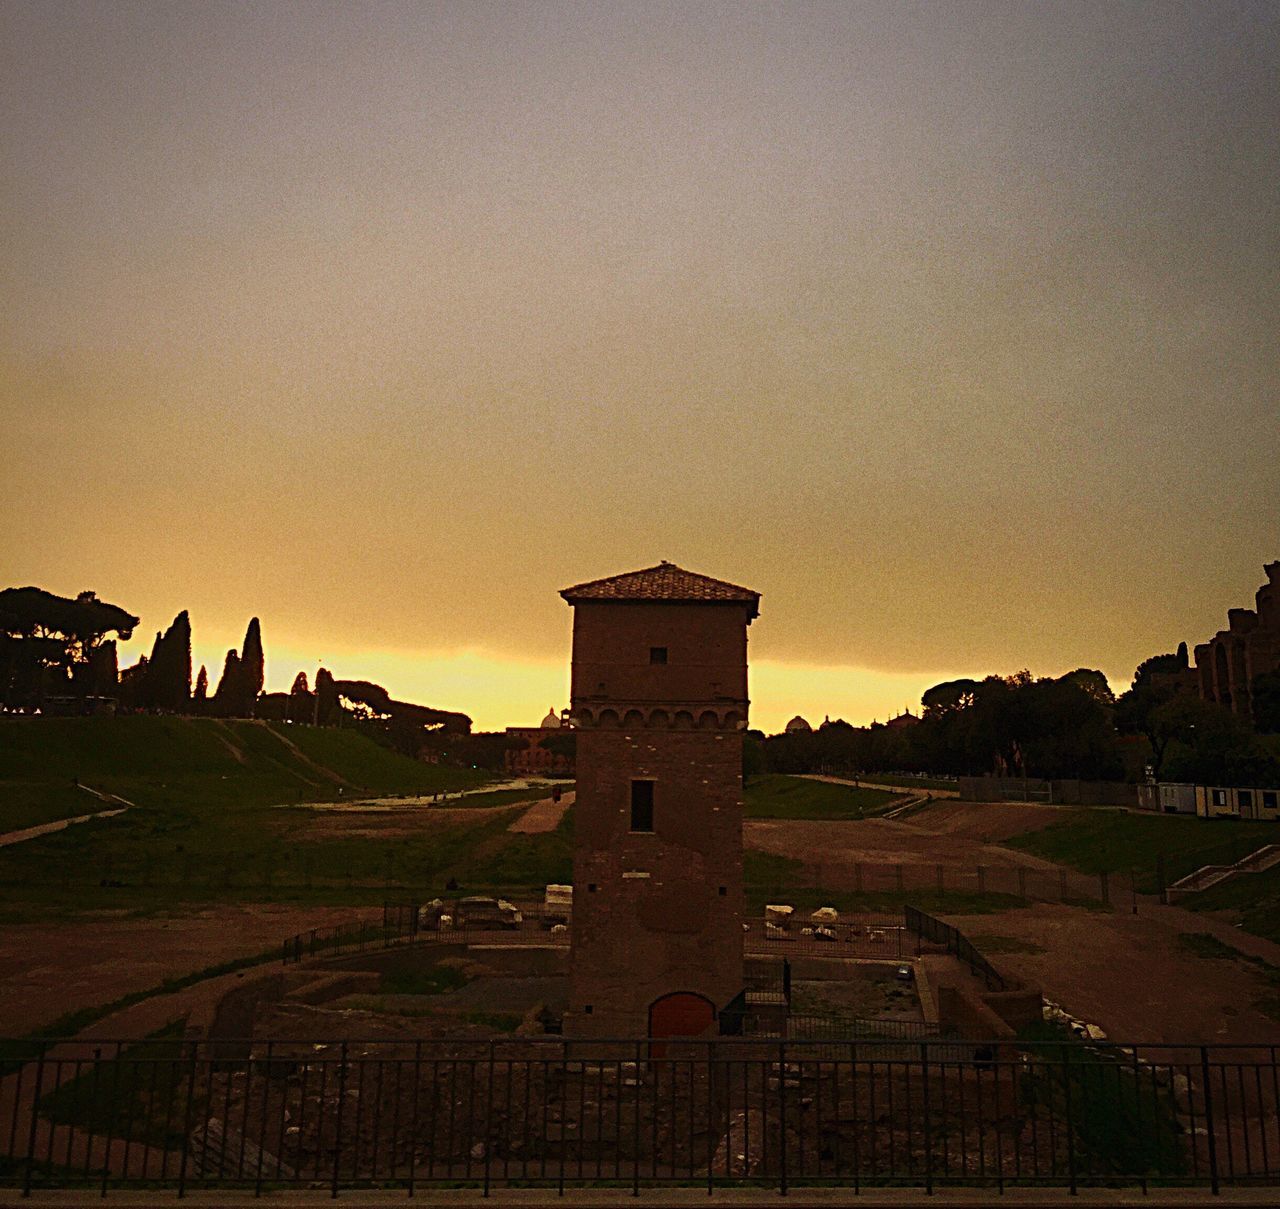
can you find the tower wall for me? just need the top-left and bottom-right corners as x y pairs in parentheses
(563, 599), (751, 1038)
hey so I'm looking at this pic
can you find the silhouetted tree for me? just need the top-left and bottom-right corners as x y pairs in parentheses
(193, 664), (209, 709)
(240, 618), (264, 711)
(1116, 647), (1197, 778)
(117, 655), (149, 711)
(212, 649), (242, 717)
(315, 667), (338, 725)
(0, 586), (138, 707)
(88, 639), (119, 697)
(143, 610), (192, 711)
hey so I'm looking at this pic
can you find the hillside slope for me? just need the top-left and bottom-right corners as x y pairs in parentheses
(0, 715), (488, 831)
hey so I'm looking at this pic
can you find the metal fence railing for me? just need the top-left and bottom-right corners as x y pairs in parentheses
(281, 908), (912, 965)
(905, 906), (1007, 991)
(4, 1036), (1278, 1194)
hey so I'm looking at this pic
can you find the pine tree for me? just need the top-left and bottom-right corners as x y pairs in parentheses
(193, 664), (209, 709)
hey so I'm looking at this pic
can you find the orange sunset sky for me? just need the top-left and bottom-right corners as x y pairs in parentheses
(3, 1), (1277, 733)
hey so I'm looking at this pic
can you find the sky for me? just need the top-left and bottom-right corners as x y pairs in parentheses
(3, 1), (1277, 733)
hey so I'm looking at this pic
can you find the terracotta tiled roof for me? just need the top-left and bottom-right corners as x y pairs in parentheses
(561, 562), (760, 617)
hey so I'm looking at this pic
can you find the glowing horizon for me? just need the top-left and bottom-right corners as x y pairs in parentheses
(4, 2), (1277, 730)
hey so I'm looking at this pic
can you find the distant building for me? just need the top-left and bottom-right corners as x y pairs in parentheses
(884, 709), (921, 731)
(504, 707), (573, 776)
(1194, 562), (1280, 723)
(784, 715), (812, 734)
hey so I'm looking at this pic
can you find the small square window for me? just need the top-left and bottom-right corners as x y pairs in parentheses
(649, 647), (668, 665)
(630, 780), (655, 832)
(718, 886), (727, 896)
(588, 883), (597, 893)
(584, 1005), (593, 1015)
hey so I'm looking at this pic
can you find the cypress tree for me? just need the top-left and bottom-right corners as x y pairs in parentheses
(89, 640), (118, 697)
(193, 664), (209, 709)
(315, 667), (337, 726)
(240, 618), (264, 716)
(154, 610), (192, 711)
(213, 649), (241, 717)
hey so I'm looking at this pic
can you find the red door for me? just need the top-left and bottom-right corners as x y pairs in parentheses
(649, 992), (715, 1054)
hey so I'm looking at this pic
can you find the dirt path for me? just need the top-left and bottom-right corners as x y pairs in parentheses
(802, 773), (960, 800)
(508, 792), (575, 834)
(0, 806), (128, 849)
(0, 904), (375, 1037)
(253, 720), (351, 787)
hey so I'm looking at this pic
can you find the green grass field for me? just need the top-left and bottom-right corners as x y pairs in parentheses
(743, 774), (897, 820)
(1186, 867), (1280, 946)
(0, 716), (528, 919)
(1004, 808), (1277, 893)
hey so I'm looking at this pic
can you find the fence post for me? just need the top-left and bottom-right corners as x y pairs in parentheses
(1200, 1047), (1220, 1195)
(777, 1041), (788, 1196)
(935, 864), (944, 892)
(484, 1040), (495, 1197)
(21, 1048), (46, 1197)
(332, 1042), (349, 1199)
(177, 1042), (199, 1198)
(895, 864), (904, 892)
(919, 1042), (933, 1194)
(1017, 868), (1028, 900)
(1060, 1044), (1077, 1194)
(633, 1040), (642, 1197)
(706, 1042), (716, 1196)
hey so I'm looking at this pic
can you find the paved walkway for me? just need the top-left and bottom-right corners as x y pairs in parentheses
(802, 773), (960, 799)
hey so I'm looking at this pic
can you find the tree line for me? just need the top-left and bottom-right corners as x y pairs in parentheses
(0, 586), (472, 759)
(754, 652), (1280, 788)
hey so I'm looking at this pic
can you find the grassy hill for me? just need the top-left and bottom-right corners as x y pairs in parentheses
(0, 715), (488, 829)
(1003, 808), (1277, 893)
(744, 774), (898, 820)
(0, 716), (504, 919)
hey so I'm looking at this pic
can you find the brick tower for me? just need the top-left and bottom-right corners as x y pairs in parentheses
(560, 561), (760, 1038)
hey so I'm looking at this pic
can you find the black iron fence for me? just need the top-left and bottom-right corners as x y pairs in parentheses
(4, 1036), (1280, 1194)
(282, 908), (912, 965)
(905, 906), (1007, 991)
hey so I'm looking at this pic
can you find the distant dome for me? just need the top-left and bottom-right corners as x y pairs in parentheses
(541, 707), (562, 729)
(784, 715), (812, 733)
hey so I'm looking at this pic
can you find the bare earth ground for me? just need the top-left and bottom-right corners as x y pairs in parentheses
(746, 800), (1280, 1045)
(949, 900), (1280, 1046)
(744, 802), (1069, 871)
(295, 804), (510, 840)
(0, 904), (377, 1036)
